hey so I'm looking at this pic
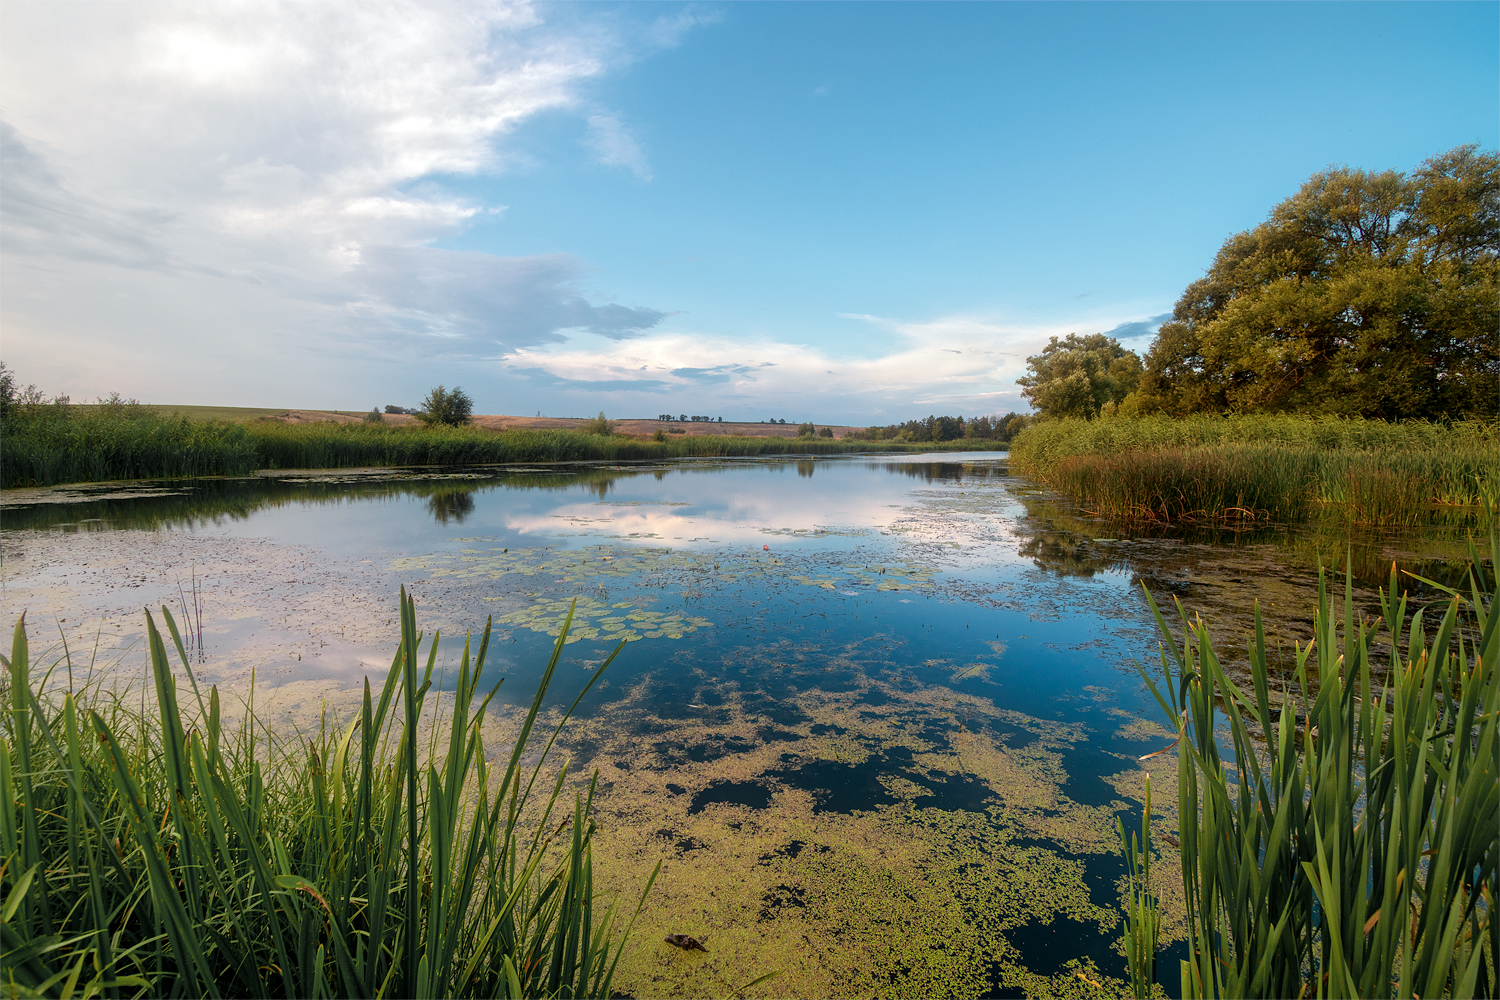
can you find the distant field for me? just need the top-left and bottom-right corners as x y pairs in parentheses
(82, 404), (294, 422)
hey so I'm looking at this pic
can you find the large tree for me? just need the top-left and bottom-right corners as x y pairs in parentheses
(1138, 145), (1499, 419)
(1017, 333), (1143, 419)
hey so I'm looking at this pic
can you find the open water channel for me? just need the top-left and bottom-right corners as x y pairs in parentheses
(0, 453), (1476, 998)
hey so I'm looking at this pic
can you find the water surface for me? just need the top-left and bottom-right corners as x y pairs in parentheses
(1, 454), (1470, 998)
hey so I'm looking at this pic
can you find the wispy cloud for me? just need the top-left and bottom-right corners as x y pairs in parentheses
(584, 114), (653, 180)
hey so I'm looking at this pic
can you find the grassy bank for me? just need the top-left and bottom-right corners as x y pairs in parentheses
(1009, 415), (1497, 525)
(1, 593), (656, 998)
(244, 421), (998, 470)
(1, 409), (1007, 487)
(1123, 535), (1498, 997)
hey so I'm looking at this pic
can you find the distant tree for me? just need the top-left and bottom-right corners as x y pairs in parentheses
(817, 426), (833, 438)
(384, 405), (408, 415)
(1137, 145), (1499, 418)
(415, 385), (473, 426)
(1017, 334), (1142, 419)
(363, 407), (383, 423)
(797, 421), (816, 437)
(0, 362), (14, 420)
(679, 413), (688, 421)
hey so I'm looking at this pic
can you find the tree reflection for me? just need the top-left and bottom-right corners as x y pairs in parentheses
(426, 489), (476, 525)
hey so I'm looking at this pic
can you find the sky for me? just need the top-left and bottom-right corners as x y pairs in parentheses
(2, 1), (1495, 423)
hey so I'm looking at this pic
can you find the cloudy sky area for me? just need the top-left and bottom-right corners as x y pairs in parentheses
(2, 1), (1495, 422)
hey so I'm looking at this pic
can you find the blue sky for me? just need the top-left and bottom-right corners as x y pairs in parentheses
(2, 1), (1495, 422)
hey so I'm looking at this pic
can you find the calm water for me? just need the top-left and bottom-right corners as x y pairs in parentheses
(0, 454), (1471, 998)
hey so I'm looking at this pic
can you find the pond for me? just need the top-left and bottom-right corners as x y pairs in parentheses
(0, 454), (1477, 998)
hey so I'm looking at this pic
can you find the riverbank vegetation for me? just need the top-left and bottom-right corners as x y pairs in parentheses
(1123, 534), (1497, 998)
(1009, 415), (1496, 525)
(0, 400), (1004, 488)
(0, 591), (657, 998)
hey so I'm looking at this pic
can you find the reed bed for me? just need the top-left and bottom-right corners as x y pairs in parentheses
(2, 411), (1005, 487)
(242, 422), (999, 470)
(1123, 532), (1498, 998)
(0, 592), (656, 998)
(1, 404), (258, 488)
(1009, 416), (1496, 525)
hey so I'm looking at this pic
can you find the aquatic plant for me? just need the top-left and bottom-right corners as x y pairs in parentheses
(1010, 415), (1496, 525)
(0, 401), (259, 487)
(0, 592), (657, 998)
(1136, 531), (1498, 997)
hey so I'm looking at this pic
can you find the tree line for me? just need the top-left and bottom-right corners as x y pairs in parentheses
(1018, 145), (1498, 421)
(844, 412), (1032, 443)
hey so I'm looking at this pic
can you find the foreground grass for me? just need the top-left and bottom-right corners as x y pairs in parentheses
(1122, 531), (1498, 998)
(1010, 415), (1497, 525)
(1, 593), (656, 998)
(1, 408), (1005, 487)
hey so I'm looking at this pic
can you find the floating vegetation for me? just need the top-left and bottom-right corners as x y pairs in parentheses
(559, 645), (1186, 999)
(490, 593), (714, 645)
(390, 543), (939, 595)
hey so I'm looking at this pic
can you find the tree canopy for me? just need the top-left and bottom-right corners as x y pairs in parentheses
(1016, 333), (1143, 419)
(415, 385), (473, 426)
(1137, 145), (1499, 419)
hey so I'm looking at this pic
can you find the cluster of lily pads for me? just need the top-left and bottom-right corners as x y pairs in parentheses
(390, 541), (939, 594)
(488, 595), (714, 644)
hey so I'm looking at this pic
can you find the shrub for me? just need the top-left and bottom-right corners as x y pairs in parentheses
(818, 426), (833, 438)
(580, 411), (616, 436)
(797, 422), (815, 438)
(414, 386), (473, 426)
(363, 407), (383, 423)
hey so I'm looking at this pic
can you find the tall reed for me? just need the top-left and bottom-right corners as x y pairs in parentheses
(1010, 415), (1496, 525)
(1, 402), (258, 487)
(1132, 531), (1498, 997)
(0, 592), (657, 998)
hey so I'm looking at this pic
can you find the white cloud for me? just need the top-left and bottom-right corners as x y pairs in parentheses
(584, 114), (653, 180)
(497, 312), (1119, 421)
(0, 1), (673, 404)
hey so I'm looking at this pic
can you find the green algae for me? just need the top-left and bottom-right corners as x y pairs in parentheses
(557, 652), (1187, 998)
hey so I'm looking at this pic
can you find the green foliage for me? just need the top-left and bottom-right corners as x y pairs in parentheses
(363, 408), (383, 423)
(964, 411), (1032, 442)
(0, 397), (259, 488)
(1136, 538), (1498, 997)
(1139, 145), (1499, 419)
(0, 593), (658, 998)
(848, 414), (982, 443)
(1117, 777), (1160, 999)
(0, 362), (14, 421)
(1009, 415), (1496, 526)
(817, 426), (833, 438)
(1017, 334), (1143, 419)
(415, 385), (474, 427)
(579, 411), (615, 436)
(797, 422), (815, 438)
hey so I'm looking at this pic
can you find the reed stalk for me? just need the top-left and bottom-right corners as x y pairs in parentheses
(0, 592), (657, 998)
(1133, 528), (1498, 997)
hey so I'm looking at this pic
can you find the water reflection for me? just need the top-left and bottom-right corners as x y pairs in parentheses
(425, 489), (475, 525)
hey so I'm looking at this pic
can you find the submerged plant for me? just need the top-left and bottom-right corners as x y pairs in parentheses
(1134, 531), (1498, 997)
(0, 591), (657, 998)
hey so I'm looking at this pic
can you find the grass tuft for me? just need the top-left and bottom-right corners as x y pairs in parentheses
(0, 592), (657, 998)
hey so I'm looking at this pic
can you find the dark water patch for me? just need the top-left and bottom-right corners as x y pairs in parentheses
(809, 723), (846, 736)
(687, 779), (774, 815)
(909, 771), (994, 812)
(998, 914), (1120, 980)
(770, 756), (899, 815)
(756, 725), (803, 743)
(675, 836), (708, 854)
(685, 735), (754, 762)
(859, 688), (893, 706)
(741, 694), (808, 726)
(664, 783), (686, 796)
